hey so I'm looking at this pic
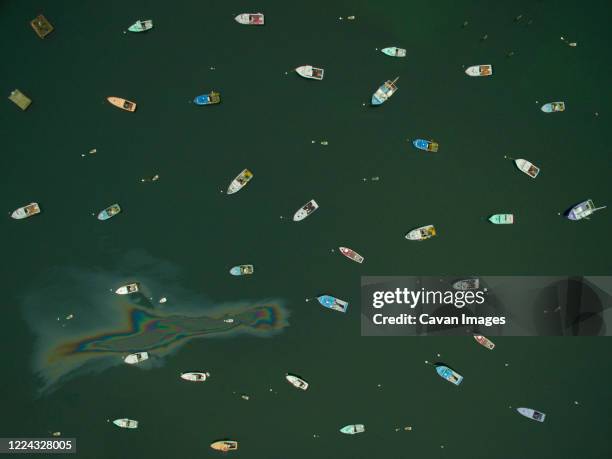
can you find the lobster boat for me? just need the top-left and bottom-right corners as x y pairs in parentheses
(381, 47), (406, 57)
(113, 419), (138, 429)
(235, 13), (264, 25)
(489, 214), (514, 224)
(435, 365), (463, 386)
(285, 374), (309, 390)
(181, 372), (210, 382)
(339, 247), (364, 264)
(567, 199), (606, 221)
(465, 65), (493, 77)
(474, 335), (495, 350)
(230, 265), (254, 276)
(227, 169), (253, 194)
(514, 159), (540, 178)
(541, 102), (565, 113)
(128, 20), (153, 32)
(11, 202), (41, 219)
(452, 279), (479, 290)
(340, 424), (365, 434)
(317, 295), (348, 313)
(413, 139), (439, 152)
(98, 204), (121, 220)
(293, 199), (319, 221)
(194, 91), (220, 105)
(371, 77), (399, 105)
(124, 352), (148, 364)
(115, 283), (139, 295)
(107, 97), (136, 112)
(405, 225), (436, 241)
(517, 407), (546, 422)
(210, 441), (238, 452)
(295, 66), (324, 80)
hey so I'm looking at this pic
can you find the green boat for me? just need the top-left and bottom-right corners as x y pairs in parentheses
(488, 214), (514, 224)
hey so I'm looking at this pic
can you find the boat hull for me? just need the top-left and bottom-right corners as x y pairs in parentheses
(517, 407), (546, 422)
(115, 283), (139, 295)
(340, 424), (365, 434)
(210, 441), (238, 452)
(566, 200), (601, 220)
(235, 13), (264, 25)
(124, 352), (148, 364)
(371, 78), (398, 106)
(453, 279), (479, 290)
(541, 102), (565, 113)
(98, 204), (121, 220)
(293, 200), (319, 221)
(181, 372), (210, 382)
(107, 97), (136, 112)
(515, 159), (540, 178)
(11, 202), (40, 219)
(465, 65), (493, 76)
(381, 47), (406, 57)
(194, 91), (220, 105)
(230, 265), (254, 276)
(128, 20), (153, 32)
(413, 139), (439, 152)
(295, 66), (324, 80)
(286, 374), (309, 390)
(227, 169), (253, 194)
(406, 225), (436, 240)
(474, 335), (495, 350)
(113, 419), (138, 429)
(317, 295), (348, 313)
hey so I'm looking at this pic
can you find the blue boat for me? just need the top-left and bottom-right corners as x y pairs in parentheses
(413, 139), (439, 152)
(230, 264), (254, 276)
(371, 77), (399, 106)
(435, 365), (463, 386)
(317, 295), (348, 313)
(194, 91), (220, 105)
(97, 204), (121, 221)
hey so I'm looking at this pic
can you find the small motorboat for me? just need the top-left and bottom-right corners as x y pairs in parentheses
(339, 247), (364, 264)
(227, 169), (253, 194)
(115, 283), (139, 295)
(127, 20), (153, 32)
(381, 47), (406, 57)
(317, 295), (348, 313)
(541, 101), (565, 113)
(413, 139), (439, 152)
(465, 65), (493, 77)
(98, 204), (121, 221)
(340, 424), (365, 434)
(107, 97), (136, 112)
(181, 372), (210, 382)
(210, 441), (238, 452)
(405, 225), (436, 241)
(11, 202), (41, 219)
(371, 77), (399, 106)
(566, 199), (606, 221)
(235, 13), (264, 25)
(517, 407), (546, 422)
(295, 65), (324, 80)
(489, 214), (514, 224)
(230, 265), (254, 276)
(293, 199), (319, 221)
(285, 374), (309, 390)
(124, 352), (148, 365)
(435, 365), (463, 386)
(514, 159), (540, 178)
(452, 279), (479, 290)
(194, 91), (220, 105)
(113, 418), (138, 429)
(474, 335), (495, 350)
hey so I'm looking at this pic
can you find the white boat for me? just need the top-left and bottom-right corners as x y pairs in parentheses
(115, 283), (139, 295)
(381, 47), (406, 57)
(340, 424), (365, 434)
(465, 65), (493, 77)
(11, 202), (41, 219)
(405, 225), (436, 241)
(285, 374), (309, 390)
(293, 199), (319, 221)
(453, 279), (479, 290)
(235, 13), (264, 25)
(517, 407), (546, 422)
(514, 159), (540, 178)
(227, 169), (253, 194)
(295, 65), (324, 80)
(112, 418), (138, 429)
(124, 352), (148, 365)
(180, 372), (210, 382)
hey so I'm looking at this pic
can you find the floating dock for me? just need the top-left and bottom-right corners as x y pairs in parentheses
(8, 90), (32, 111)
(30, 14), (54, 39)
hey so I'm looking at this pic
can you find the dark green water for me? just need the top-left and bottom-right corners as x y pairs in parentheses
(2, 0), (611, 457)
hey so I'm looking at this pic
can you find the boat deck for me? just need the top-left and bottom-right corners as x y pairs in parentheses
(8, 90), (32, 110)
(31, 14), (54, 39)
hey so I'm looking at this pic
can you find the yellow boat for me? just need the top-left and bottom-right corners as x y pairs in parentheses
(107, 97), (137, 112)
(8, 90), (32, 111)
(210, 441), (238, 452)
(30, 14), (54, 39)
